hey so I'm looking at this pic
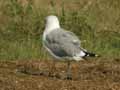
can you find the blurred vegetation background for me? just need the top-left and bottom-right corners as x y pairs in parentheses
(0, 0), (119, 60)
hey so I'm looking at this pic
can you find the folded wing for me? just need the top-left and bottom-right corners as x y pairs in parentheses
(44, 28), (85, 59)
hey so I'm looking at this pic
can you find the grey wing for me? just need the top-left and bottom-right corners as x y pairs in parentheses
(66, 31), (87, 52)
(65, 31), (81, 47)
(45, 29), (82, 57)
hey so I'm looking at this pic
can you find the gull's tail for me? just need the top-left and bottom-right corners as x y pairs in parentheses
(83, 51), (100, 57)
(73, 49), (100, 61)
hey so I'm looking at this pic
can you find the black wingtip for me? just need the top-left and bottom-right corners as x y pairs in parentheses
(84, 51), (100, 57)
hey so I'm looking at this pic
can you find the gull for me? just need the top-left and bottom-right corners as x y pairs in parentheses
(43, 15), (99, 79)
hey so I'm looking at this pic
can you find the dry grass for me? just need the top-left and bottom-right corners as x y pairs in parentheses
(0, 58), (120, 90)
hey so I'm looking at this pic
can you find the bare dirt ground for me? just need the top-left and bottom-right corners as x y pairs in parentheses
(0, 58), (120, 90)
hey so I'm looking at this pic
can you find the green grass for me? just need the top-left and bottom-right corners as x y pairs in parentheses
(0, 0), (120, 60)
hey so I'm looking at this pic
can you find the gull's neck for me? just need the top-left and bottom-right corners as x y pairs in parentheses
(43, 15), (61, 41)
(44, 22), (60, 35)
(43, 22), (60, 42)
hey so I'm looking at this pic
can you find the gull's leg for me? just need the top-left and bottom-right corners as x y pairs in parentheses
(66, 61), (72, 80)
(49, 60), (56, 77)
(52, 60), (57, 75)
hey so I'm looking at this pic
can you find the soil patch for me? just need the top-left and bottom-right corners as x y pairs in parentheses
(0, 58), (120, 90)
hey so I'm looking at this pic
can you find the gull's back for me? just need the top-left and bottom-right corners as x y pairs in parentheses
(44, 28), (83, 59)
